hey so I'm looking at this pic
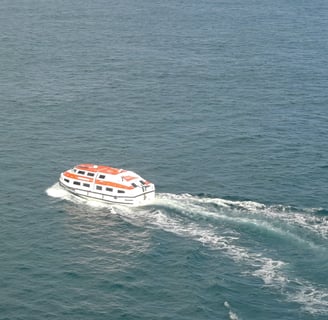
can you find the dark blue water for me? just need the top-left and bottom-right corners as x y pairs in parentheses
(1, 1), (328, 319)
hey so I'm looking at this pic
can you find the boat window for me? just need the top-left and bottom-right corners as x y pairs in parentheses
(118, 190), (125, 194)
(99, 174), (106, 179)
(106, 187), (113, 192)
(87, 172), (94, 177)
(78, 170), (85, 175)
(140, 180), (145, 185)
(96, 185), (102, 190)
(132, 183), (137, 188)
(64, 178), (69, 183)
(73, 181), (81, 185)
(83, 183), (90, 187)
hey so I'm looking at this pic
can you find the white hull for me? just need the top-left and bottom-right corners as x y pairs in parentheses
(59, 163), (155, 206)
(59, 181), (155, 206)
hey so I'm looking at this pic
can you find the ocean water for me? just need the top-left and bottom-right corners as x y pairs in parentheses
(1, 0), (328, 319)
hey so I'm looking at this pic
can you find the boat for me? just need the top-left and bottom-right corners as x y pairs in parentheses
(59, 163), (155, 206)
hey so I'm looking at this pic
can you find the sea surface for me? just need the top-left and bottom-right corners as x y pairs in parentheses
(1, 0), (328, 319)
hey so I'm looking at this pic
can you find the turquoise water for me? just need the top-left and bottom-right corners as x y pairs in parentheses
(1, 1), (328, 319)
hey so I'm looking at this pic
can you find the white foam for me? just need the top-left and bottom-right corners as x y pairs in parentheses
(46, 189), (328, 315)
(46, 183), (117, 209)
(139, 205), (288, 289)
(289, 280), (328, 315)
(47, 189), (328, 241)
(229, 200), (328, 241)
(156, 193), (328, 241)
(120, 205), (328, 315)
(156, 194), (324, 252)
(224, 301), (240, 320)
(46, 182), (70, 199)
(151, 194), (328, 315)
(252, 258), (287, 286)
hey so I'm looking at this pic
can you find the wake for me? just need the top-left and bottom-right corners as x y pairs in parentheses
(46, 184), (328, 315)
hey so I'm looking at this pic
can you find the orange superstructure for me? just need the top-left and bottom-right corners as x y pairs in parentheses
(76, 164), (124, 175)
(59, 163), (155, 206)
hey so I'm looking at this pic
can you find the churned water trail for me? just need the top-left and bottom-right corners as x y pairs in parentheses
(48, 184), (328, 244)
(46, 184), (328, 315)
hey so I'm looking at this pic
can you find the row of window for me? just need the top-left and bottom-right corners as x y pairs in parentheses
(73, 169), (109, 180)
(73, 169), (95, 177)
(65, 178), (125, 193)
(96, 185), (125, 193)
